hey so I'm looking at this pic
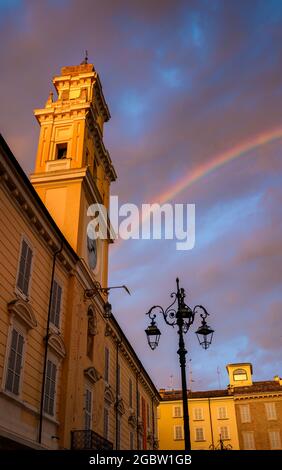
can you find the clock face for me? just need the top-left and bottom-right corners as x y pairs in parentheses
(87, 235), (97, 270)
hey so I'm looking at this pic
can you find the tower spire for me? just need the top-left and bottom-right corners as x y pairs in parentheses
(81, 50), (88, 65)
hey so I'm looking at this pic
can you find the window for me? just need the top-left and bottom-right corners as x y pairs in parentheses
(117, 416), (121, 450)
(104, 407), (109, 439)
(243, 431), (255, 450)
(233, 368), (247, 381)
(173, 405), (182, 418)
(147, 403), (150, 429)
(84, 388), (92, 430)
(269, 431), (281, 449)
(129, 378), (133, 408)
(220, 426), (230, 440)
(194, 408), (203, 420)
(117, 363), (120, 396)
(195, 427), (205, 441)
(5, 328), (24, 395)
(265, 402), (277, 420)
(16, 238), (33, 297)
(240, 404), (251, 423)
(137, 391), (140, 417)
(43, 359), (57, 416)
(104, 347), (109, 382)
(218, 406), (227, 419)
(130, 431), (134, 450)
(56, 143), (67, 160)
(87, 307), (96, 359)
(174, 425), (184, 440)
(50, 280), (62, 328)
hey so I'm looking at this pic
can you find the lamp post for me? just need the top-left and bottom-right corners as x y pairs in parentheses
(209, 434), (232, 450)
(145, 278), (214, 451)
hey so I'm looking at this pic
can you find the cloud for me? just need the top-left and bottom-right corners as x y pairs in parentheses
(0, 0), (282, 389)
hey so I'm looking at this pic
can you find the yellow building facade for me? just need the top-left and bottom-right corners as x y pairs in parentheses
(158, 390), (239, 450)
(158, 363), (282, 450)
(0, 60), (159, 450)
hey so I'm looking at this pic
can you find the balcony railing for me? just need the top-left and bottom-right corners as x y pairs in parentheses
(71, 430), (113, 450)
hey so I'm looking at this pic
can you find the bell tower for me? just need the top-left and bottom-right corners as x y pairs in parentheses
(30, 58), (117, 286)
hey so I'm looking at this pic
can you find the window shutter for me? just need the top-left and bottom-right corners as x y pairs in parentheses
(5, 329), (24, 395)
(17, 240), (33, 296)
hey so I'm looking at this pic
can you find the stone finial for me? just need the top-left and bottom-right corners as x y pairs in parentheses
(45, 91), (53, 107)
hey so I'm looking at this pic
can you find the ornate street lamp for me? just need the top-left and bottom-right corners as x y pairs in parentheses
(145, 278), (214, 451)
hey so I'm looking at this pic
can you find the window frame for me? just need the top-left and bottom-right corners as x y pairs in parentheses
(239, 403), (251, 423)
(265, 402), (277, 421)
(173, 405), (183, 418)
(104, 347), (109, 383)
(55, 143), (68, 160)
(50, 278), (63, 330)
(219, 425), (230, 440)
(217, 406), (228, 420)
(43, 355), (58, 417)
(242, 431), (255, 450)
(15, 235), (34, 300)
(84, 386), (93, 430)
(174, 425), (184, 440)
(268, 430), (281, 449)
(195, 427), (205, 442)
(193, 407), (204, 421)
(3, 322), (26, 397)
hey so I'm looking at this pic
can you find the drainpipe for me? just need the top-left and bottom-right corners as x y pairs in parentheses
(208, 398), (214, 448)
(38, 241), (63, 444)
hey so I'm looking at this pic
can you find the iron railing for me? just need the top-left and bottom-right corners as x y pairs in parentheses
(71, 430), (113, 450)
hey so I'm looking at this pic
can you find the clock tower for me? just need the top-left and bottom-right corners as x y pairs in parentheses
(30, 59), (117, 286)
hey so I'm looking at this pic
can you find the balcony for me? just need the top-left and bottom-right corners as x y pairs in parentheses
(71, 430), (113, 450)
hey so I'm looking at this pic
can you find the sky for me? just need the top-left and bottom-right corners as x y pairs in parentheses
(0, 0), (282, 391)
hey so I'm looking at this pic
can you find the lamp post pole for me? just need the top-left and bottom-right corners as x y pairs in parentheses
(145, 278), (214, 451)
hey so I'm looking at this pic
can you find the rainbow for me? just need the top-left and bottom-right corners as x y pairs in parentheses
(112, 125), (282, 247)
(153, 125), (282, 206)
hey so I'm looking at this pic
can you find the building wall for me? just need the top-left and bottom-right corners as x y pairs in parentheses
(235, 396), (282, 450)
(158, 396), (239, 450)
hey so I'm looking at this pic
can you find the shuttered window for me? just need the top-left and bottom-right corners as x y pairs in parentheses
(243, 431), (255, 449)
(5, 328), (24, 395)
(50, 280), (62, 328)
(84, 388), (92, 429)
(265, 402), (277, 420)
(17, 239), (33, 296)
(174, 425), (184, 440)
(43, 359), (57, 416)
(173, 405), (182, 418)
(218, 406), (227, 419)
(195, 427), (204, 441)
(129, 378), (133, 408)
(240, 404), (251, 423)
(220, 426), (230, 440)
(269, 431), (281, 449)
(194, 408), (203, 420)
(104, 347), (109, 382)
(104, 408), (109, 439)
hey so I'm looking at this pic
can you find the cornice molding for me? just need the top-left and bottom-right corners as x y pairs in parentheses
(7, 299), (37, 330)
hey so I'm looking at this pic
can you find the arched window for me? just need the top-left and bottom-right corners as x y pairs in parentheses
(87, 307), (97, 359)
(233, 368), (247, 381)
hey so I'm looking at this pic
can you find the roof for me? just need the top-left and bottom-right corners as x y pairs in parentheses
(232, 380), (282, 395)
(160, 380), (282, 401)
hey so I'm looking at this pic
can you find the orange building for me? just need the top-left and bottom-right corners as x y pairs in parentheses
(0, 59), (159, 450)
